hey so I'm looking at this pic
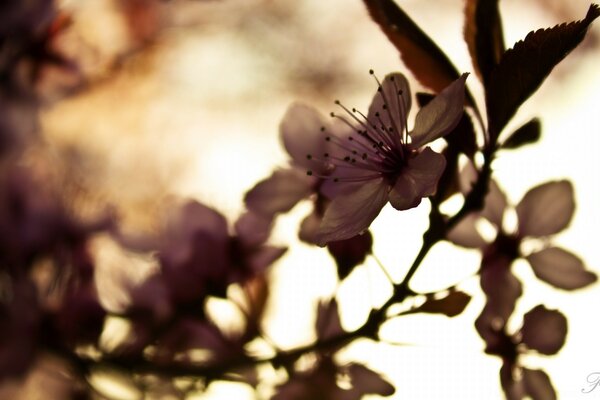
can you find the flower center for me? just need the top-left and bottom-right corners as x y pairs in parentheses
(306, 71), (410, 184)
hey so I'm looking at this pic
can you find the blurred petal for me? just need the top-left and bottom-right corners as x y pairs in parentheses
(298, 209), (321, 244)
(389, 147), (446, 210)
(516, 180), (575, 237)
(235, 211), (272, 247)
(447, 213), (487, 248)
(368, 72), (411, 141)
(500, 363), (526, 400)
(521, 305), (567, 355)
(458, 163), (507, 228)
(315, 179), (389, 245)
(482, 180), (507, 228)
(347, 363), (395, 396)
(170, 200), (228, 240)
(244, 168), (314, 217)
(480, 254), (522, 322)
(410, 73), (468, 148)
(280, 102), (329, 170)
(246, 245), (286, 274)
(315, 299), (344, 340)
(523, 368), (556, 400)
(526, 247), (597, 290)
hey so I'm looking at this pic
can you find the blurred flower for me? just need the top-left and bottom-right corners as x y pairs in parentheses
(312, 71), (468, 245)
(158, 200), (285, 307)
(449, 178), (597, 323)
(477, 304), (566, 400)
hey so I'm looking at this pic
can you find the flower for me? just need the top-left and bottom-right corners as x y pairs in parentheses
(477, 304), (566, 400)
(312, 71), (468, 245)
(244, 102), (348, 243)
(448, 177), (597, 323)
(158, 200), (286, 306)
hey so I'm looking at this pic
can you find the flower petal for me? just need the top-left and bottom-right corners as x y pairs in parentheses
(516, 180), (575, 237)
(458, 163), (507, 228)
(315, 179), (389, 245)
(480, 254), (522, 322)
(246, 245), (287, 275)
(521, 305), (567, 355)
(244, 168), (314, 217)
(526, 247), (597, 290)
(447, 213), (487, 248)
(234, 211), (273, 247)
(315, 298), (344, 340)
(389, 147), (446, 210)
(522, 368), (557, 400)
(367, 72), (411, 141)
(280, 102), (329, 170)
(409, 73), (468, 148)
(298, 209), (321, 244)
(347, 363), (395, 396)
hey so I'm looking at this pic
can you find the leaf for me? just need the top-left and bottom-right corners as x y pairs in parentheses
(501, 118), (541, 149)
(363, 0), (463, 95)
(464, 0), (505, 84)
(413, 289), (471, 317)
(486, 4), (600, 141)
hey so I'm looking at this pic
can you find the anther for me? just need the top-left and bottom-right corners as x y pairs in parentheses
(307, 170), (313, 176)
(306, 154), (312, 160)
(369, 69), (374, 75)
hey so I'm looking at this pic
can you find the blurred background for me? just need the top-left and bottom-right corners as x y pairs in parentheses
(7, 0), (600, 398)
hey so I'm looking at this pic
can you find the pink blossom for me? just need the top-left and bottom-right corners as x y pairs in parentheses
(310, 71), (468, 245)
(159, 200), (285, 306)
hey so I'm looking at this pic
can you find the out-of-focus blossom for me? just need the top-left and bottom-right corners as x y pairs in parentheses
(311, 72), (468, 245)
(477, 304), (566, 400)
(158, 201), (285, 307)
(449, 177), (596, 322)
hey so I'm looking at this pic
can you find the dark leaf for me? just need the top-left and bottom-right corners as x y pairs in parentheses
(486, 4), (600, 141)
(413, 289), (471, 317)
(464, 0), (505, 84)
(327, 230), (373, 280)
(363, 0), (465, 96)
(501, 118), (541, 149)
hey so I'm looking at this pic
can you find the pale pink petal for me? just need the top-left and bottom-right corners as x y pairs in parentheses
(244, 168), (314, 217)
(389, 147), (446, 210)
(367, 72), (411, 141)
(521, 305), (567, 355)
(315, 298), (344, 340)
(409, 73), (468, 148)
(235, 211), (272, 247)
(280, 102), (329, 170)
(522, 368), (556, 400)
(526, 247), (597, 290)
(347, 363), (395, 396)
(447, 213), (487, 248)
(315, 179), (389, 245)
(516, 180), (575, 237)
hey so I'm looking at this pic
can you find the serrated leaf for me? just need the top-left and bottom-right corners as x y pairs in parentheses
(501, 118), (541, 149)
(363, 0), (463, 95)
(464, 0), (505, 84)
(413, 290), (471, 317)
(486, 4), (600, 141)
